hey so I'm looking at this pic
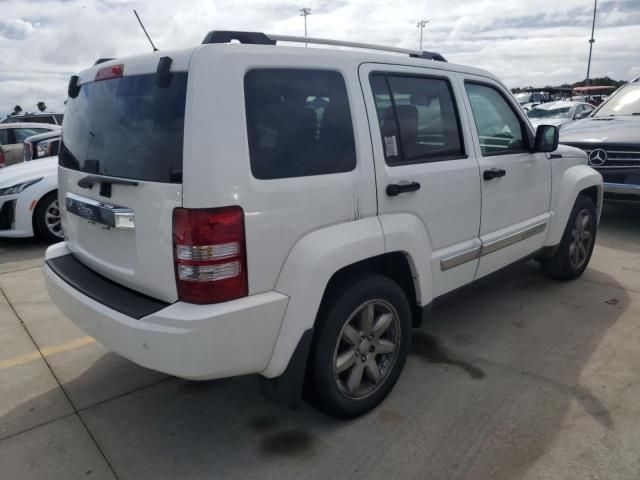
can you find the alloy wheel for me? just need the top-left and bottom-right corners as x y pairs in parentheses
(333, 299), (400, 399)
(568, 208), (594, 269)
(45, 199), (63, 239)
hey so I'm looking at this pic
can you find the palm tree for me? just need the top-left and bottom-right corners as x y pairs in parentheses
(37, 102), (47, 112)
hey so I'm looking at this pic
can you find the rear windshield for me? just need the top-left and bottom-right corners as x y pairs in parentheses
(60, 73), (187, 183)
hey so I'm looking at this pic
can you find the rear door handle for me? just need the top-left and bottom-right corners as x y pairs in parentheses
(386, 182), (421, 196)
(483, 168), (506, 181)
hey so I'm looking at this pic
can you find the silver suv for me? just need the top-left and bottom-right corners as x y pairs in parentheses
(561, 76), (640, 201)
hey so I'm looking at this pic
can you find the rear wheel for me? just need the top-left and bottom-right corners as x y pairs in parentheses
(33, 191), (63, 243)
(540, 194), (597, 280)
(306, 274), (411, 419)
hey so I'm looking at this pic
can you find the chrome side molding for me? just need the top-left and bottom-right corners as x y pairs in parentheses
(66, 192), (135, 230)
(440, 243), (481, 271)
(480, 222), (547, 257)
(440, 221), (547, 271)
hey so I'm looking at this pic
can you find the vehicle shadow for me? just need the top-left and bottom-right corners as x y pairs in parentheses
(0, 237), (49, 272)
(0, 263), (629, 480)
(597, 202), (640, 253)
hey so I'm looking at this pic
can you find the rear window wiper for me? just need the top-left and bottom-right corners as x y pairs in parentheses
(78, 175), (139, 189)
(78, 175), (139, 198)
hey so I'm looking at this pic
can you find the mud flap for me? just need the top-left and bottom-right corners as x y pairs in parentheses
(259, 328), (314, 409)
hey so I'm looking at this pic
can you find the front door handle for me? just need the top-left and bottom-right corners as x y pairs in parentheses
(386, 182), (421, 196)
(483, 168), (506, 181)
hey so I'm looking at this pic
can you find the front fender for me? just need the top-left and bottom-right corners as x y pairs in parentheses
(546, 165), (603, 246)
(263, 217), (385, 378)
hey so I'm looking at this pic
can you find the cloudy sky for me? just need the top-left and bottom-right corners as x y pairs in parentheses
(1, 0), (639, 117)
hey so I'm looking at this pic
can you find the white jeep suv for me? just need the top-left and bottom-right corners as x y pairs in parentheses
(44, 31), (603, 419)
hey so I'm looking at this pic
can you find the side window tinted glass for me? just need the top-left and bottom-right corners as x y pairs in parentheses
(0, 129), (8, 144)
(465, 83), (525, 156)
(14, 128), (43, 142)
(370, 74), (464, 164)
(245, 69), (356, 179)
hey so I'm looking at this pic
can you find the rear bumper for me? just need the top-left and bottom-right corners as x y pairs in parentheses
(44, 243), (289, 380)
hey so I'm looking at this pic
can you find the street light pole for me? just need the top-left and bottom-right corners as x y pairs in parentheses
(585, 0), (598, 100)
(416, 19), (429, 51)
(300, 8), (311, 47)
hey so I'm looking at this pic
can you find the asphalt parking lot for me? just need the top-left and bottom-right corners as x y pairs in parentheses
(1, 203), (639, 480)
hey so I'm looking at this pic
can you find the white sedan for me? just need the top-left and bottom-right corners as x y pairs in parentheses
(527, 101), (595, 129)
(0, 156), (61, 242)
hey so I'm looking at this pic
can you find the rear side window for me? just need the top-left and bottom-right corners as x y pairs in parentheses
(0, 129), (8, 144)
(60, 73), (187, 183)
(370, 73), (464, 164)
(244, 69), (356, 179)
(14, 128), (48, 142)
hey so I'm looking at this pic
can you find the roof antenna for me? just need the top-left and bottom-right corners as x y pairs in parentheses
(133, 9), (159, 52)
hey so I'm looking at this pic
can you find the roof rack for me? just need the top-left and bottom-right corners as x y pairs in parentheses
(201, 30), (447, 62)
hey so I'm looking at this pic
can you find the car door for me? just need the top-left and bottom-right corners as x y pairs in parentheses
(458, 76), (551, 279)
(2, 129), (22, 165)
(359, 64), (482, 298)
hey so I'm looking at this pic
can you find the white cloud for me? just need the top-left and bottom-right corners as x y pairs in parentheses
(0, 0), (639, 117)
(0, 18), (36, 40)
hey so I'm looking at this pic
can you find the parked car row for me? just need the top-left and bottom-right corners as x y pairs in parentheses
(1, 112), (63, 126)
(0, 123), (60, 167)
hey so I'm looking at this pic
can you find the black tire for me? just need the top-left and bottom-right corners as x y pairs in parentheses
(33, 191), (63, 243)
(305, 274), (412, 419)
(540, 194), (597, 280)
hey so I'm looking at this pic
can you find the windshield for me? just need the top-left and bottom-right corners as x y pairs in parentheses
(59, 73), (187, 183)
(594, 84), (640, 117)
(527, 106), (572, 119)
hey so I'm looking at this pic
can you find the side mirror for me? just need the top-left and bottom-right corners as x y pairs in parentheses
(533, 125), (559, 153)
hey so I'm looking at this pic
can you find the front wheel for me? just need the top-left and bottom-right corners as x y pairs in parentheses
(305, 274), (412, 419)
(540, 194), (597, 280)
(33, 191), (64, 243)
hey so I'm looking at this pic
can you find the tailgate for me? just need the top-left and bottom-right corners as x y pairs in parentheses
(58, 63), (189, 303)
(59, 168), (181, 302)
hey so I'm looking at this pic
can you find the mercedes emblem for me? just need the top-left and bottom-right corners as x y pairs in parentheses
(588, 149), (607, 166)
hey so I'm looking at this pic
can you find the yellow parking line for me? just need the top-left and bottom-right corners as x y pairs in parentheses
(0, 336), (96, 370)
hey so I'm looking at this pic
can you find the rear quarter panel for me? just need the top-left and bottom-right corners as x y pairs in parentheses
(183, 46), (378, 296)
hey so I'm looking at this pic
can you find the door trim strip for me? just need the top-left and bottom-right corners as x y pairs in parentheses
(480, 221), (547, 257)
(439, 221), (547, 271)
(440, 244), (481, 271)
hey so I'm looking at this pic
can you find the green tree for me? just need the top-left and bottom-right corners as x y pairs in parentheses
(37, 102), (46, 112)
(11, 105), (22, 116)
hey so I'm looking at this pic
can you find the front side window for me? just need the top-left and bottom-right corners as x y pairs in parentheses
(370, 73), (464, 164)
(465, 83), (526, 156)
(244, 69), (356, 179)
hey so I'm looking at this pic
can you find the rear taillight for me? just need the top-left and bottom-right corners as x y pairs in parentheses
(0, 149), (5, 168)
(173, 207), (248, 304)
